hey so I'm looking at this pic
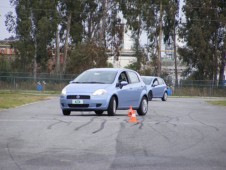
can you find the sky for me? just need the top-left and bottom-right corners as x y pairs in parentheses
(0, 0), (15, 40)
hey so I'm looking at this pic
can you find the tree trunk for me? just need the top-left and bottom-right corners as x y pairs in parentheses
(101, 0), (107, 47)
(30, 8), (37, 81)
(55, 27), (60, 74)
(157, 0), (163, 76)
(33, 39), (37, 81)
(173, 14), (178, 87)
(218, 52), (225, 86)
(213, 32), (218, 85)
(62, 12), (72, 74)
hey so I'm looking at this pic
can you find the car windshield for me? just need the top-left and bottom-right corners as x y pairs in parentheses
(72, 70), (117, 84)
(141, 77), (153, 85)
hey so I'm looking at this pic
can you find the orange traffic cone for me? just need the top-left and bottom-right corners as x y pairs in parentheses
(128, 106), (133, 117)
(129, 110), (139, 123)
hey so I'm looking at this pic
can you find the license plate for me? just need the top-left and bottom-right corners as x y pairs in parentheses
(72, 99), (83, 104)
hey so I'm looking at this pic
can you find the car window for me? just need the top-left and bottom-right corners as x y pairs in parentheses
(127, 71), (140, 84)
(101, 72), (117, 84)
(74, 70), (117, 84)
(118, 72), (129, 83)
(141, 77), (153, 85)
(158, 78), (165, 85)
(153, 78), (159, 86)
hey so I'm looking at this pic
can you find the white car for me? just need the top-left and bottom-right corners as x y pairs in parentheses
(141, 76), (168, 101)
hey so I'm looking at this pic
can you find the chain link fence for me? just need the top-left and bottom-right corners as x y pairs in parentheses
(173, 80), (226, 97)
(0, 72), (226, 97)
(0, 72), (77, 92)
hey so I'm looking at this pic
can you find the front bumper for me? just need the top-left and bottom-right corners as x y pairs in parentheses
(60, 94), (110, 111)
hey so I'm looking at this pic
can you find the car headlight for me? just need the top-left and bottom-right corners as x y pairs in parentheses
(61, 88), (67, 95)
(93, 89), (107, 96)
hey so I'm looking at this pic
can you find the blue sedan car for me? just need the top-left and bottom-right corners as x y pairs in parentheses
(141, 76), (168, 101)
(60, 68), (148, 116)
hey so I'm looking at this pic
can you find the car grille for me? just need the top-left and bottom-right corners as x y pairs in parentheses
(67, 95), (90, 99)
(68, 104), (89, 108)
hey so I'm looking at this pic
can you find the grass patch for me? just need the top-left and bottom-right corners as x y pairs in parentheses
(0, 91), (58, 109)
(207, 100), (226, 106)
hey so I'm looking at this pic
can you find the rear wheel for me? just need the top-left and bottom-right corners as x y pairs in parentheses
(148, 91), (153, 101)
(62, 110), (71, 116)
(137, 96), (148, 116)
(107, 96), (117, 116)
(95, 110), (104, 116)
(161, 92), (167, 101)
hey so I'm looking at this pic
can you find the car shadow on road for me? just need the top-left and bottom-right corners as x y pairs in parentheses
(67, 111), (130, 117)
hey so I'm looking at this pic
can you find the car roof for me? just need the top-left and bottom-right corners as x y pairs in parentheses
(87, 68), (136, 72)
(141, 76), (158, 79)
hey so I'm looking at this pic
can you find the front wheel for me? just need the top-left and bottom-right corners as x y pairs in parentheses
(161, 92), (167, 101)
(95, 110), (104, 116)
(107, 96), (117, 116)
(137, 96), (148, 116)
(62, 110), (71, 116)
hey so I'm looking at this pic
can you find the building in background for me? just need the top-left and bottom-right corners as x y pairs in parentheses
(107, 29), (136, 68)
(0, 40), (16, 62)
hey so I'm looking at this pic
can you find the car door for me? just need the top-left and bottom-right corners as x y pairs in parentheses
(152, 78), (161, 97)
(117, 71), (142, 108)
(157, 78), (166, 97)
(126, 71), (144, 107)
(117, 72), (133, 108)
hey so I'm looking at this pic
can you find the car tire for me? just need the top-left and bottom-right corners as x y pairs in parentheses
(148, 91), (153, 101)
(62, 110), (71, 116)
(161, 92), (167, 101)
(137, 96), (148, 116)
(95, 110), (104, 116)
(107, 96), (117, 116)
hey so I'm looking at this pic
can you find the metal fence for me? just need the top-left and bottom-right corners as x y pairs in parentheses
(0, 72), (77, 91)
(0, 72), (226, 97)
(173, 80), (226, 97)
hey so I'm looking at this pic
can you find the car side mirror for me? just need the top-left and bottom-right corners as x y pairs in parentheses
(120, 81), (128, 86)
(116, 81), (128, 88)
(152, 82), (158, 87)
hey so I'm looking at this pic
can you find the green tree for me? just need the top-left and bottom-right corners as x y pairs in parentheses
(58, 0), (83, 73)
(0, 56), (11, 72)
(117, 0), (149, 71)
(59, 0), (114, 73)
(163, 0), (180, 86)
(6, 0), (59, 78)
(117, 0), (174, 74)
(178, 0), (226, 84)
(66, 42), (108, 74)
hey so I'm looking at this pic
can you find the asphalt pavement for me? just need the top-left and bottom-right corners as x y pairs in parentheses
(0, 97), (226, 170)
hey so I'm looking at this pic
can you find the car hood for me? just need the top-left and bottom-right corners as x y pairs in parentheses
(64, 83), (112, 93)
(145, 85), (154, 90)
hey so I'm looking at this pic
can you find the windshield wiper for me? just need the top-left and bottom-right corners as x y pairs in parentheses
(71, 81), (85, 84)
(84, 82), (106, 84)
(71, 81), (106, 84)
